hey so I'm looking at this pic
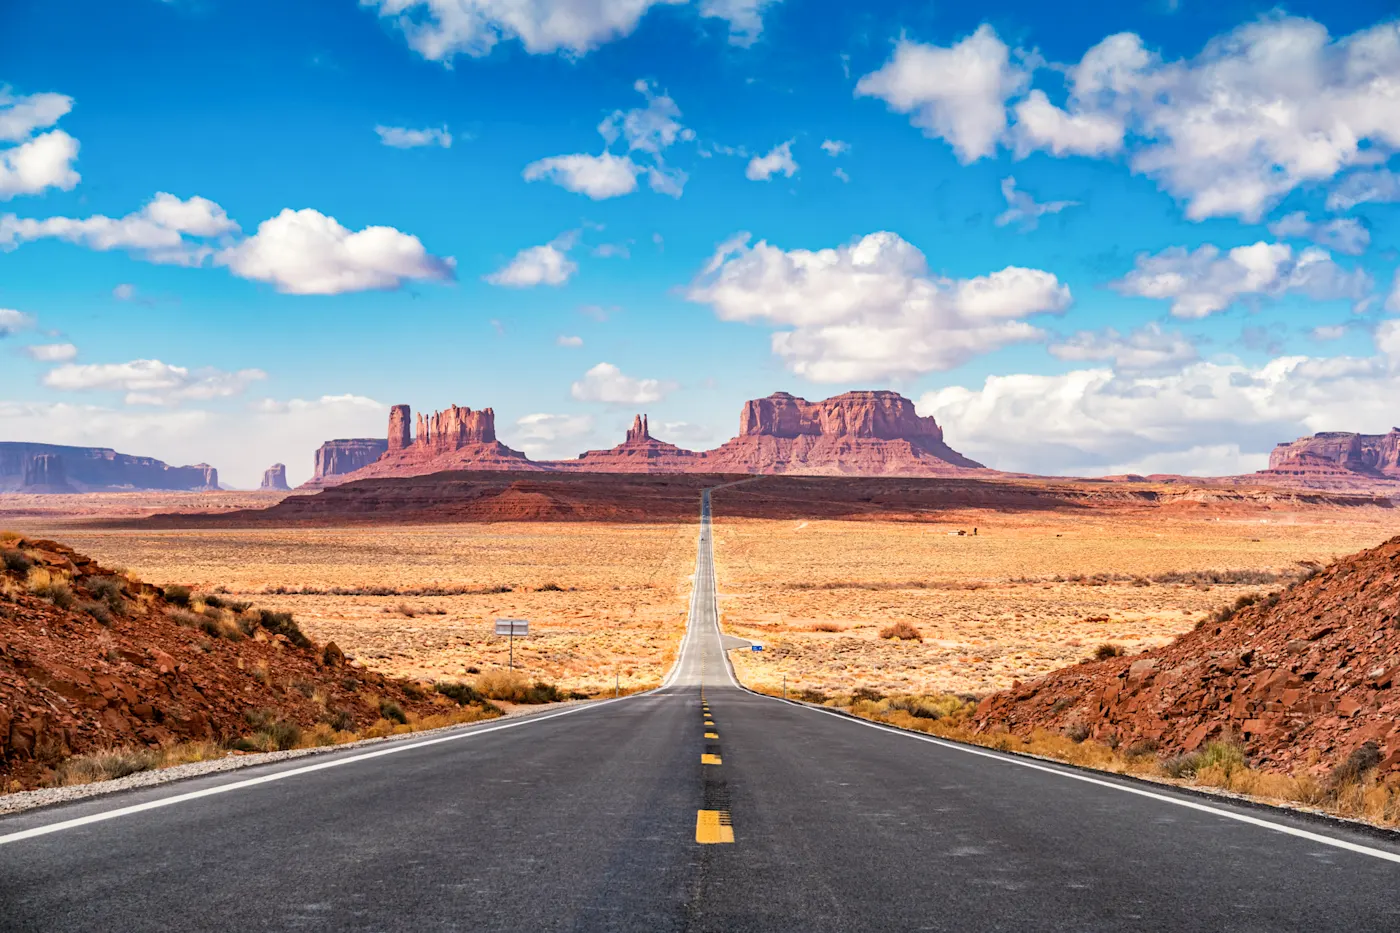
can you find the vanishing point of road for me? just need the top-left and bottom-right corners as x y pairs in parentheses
(3, 490), (1400, 931)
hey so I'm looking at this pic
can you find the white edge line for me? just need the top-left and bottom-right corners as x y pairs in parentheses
(0, 694), (640, 846)
(772, 697), (1400, 865)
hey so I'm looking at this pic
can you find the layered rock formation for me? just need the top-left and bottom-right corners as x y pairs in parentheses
(699, 391), (985, 476)
(260, 464), (290, 491)
(340, 404), (539, 482)
(563, 414), (700, 473)
(973, 535), (1400, 777)
(1267, 430), (1400, 478)
(0, 443), (218, 493)
(304, 439), (390, 489)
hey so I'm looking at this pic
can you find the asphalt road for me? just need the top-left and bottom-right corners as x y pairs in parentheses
(3, 490), (1400, 931)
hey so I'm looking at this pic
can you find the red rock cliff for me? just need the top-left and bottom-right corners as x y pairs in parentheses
(0, 443), (217, 493)
(311, 439), (389, 484)
(1267, 429), (1400, 478)
(562, 413), (699, 473)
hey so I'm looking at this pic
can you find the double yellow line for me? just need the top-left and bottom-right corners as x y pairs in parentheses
(696, 688), (733, 844)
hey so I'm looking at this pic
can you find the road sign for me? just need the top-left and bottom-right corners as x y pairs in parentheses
(495, 618), (529, 669)
(751, 643), (763, 652)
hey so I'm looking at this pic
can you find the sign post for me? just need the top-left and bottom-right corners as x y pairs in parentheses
(494, 618), (529, 669)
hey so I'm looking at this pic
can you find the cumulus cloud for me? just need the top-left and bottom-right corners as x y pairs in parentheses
(922, 322), (1400, 476)
(0, 89), (73, 142)
(523, 152), (642, 199)
(0, 308), (34, 337)
(994, 176), (1078, 230)
(686, 230), (1070, 382)
(363, 0), (779, 59)
(1049, 323), (1198, 374)
(528, 81), (691, 199)
(0, 130), (80, 200)
(746, 140), (797, 181)
(570, 362), (675, 404)
(820, 139), (849, 156)
(557, 334), (584, 347)
(112, 283), (136, 301)
(1327, 169), (1400, 212)
(217, 208), (455, 294)
(856, 26), (1029, 163)
(1267, 212), (1370, 256)
(507, 412), (596, 459)
(1311, 324), (1348, 341)
(375, 124), (452, 148)
(0, 394), (387, 488)
(1013, 19), (1400, 220)
(0, 192), (238, 265)
(1114, 242), (1371, 319)
(41, 358), (267, 406)
(486, 231), (579, 287)
(23, 342), (77, 362)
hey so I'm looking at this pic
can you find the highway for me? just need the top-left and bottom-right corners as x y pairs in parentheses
(3, 490), (1400, 931)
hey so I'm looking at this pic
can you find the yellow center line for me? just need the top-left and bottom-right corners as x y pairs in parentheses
(696, 809), (734, 844)
(701, 753), (722, 765)
(705, 731), (718, 739)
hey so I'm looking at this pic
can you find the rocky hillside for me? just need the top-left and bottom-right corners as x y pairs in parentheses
(973, 535), (1400, 776)
(0, 535), (487, 791)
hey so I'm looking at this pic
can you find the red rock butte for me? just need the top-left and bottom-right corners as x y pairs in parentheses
(563, 414), (700, 473)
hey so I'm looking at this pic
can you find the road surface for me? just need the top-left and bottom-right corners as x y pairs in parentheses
(2, 490), (1399, 931)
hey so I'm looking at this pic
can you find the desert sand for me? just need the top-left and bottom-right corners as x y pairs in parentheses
(712, 508), (1400, 697)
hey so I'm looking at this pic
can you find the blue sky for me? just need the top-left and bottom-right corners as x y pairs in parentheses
(2, 0), (1399, 486)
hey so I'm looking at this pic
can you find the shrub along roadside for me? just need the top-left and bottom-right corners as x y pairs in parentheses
(759, 684), (1400, 829)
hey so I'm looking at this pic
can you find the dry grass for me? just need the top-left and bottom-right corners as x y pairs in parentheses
(12, 521), (695, 694)
(714, 510), (1400, 697)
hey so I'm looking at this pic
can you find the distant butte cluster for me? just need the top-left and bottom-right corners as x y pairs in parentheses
(0, 442), (218, 493)
(302, 390), (991, 489)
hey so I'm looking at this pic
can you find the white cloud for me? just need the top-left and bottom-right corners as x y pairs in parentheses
(0, 130), (80, 200)
(659, 420), (712, 444)
(1311, 324), (1347, 341)
(0, 394), (387, 488)
(0, 89), (73, 142)
(507, 412), (596, 459)
(557, 334), (584, 347)
(0, 192), (237, 265)
(486, 232), (578, 288)
(112, 283), (136, 301)
(570, 362), (675, 404)
(1012, 19), (1400, 221)
(994, 176), (1078, 230)
(362, 0), (686, 59)
(746, 140), (797, 181)
(1328, 169), (1400, 211)
(820, 139), (849, 156)
(686, 230), (1070, 381)
(41, 358), (267, 406)
(530, 81), (691, 199)
(0, 308), (34, 337)
(833, 167), (850, 183)
(1267, 212), (1370, 255)
(216, 208), (455, 294)
(523, 152), (641, 199)
(1049, 322), (1198, 374)
(921, 322), (1400, 476)
(855, 26), (1028, 163)
(1114, 241), (1371, 318)
(363, 0), (777, 58)
(1388, 270), (1400, 313)
(23, 342), (77, 362)
(375, 124), (452, 148)
(698, 0), (780, 46)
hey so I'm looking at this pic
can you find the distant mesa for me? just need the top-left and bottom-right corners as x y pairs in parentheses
(260, 463), (290, 491)
(0, 442), (218, 494)
(1265, 429), (1400, 480)
(299, 390), (986, 485)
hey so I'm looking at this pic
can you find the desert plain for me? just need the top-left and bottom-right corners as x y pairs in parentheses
(6, 488), (1400, 699)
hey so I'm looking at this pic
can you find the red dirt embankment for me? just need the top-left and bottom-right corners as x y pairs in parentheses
(973, 535), (1400, 776)
(0, 536), (476, 790)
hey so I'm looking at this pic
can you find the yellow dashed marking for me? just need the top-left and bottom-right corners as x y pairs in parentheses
(705, 731), (718, 739)
(696, 809), (734, 844)
(701, 753), (722, 765)
(704, 720), (715, 727)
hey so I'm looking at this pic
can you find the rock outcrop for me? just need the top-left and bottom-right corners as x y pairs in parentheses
(0, 443), (217, 493)
(303, 439), (390, 489)
(699, 391), (985, 476)
(260, 464), (290, 491)
(1266, 430), (1400, 479)
(340, 404), (539, 481)
(973, 535), (1400, 777)
(563, 414), (701, 473)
